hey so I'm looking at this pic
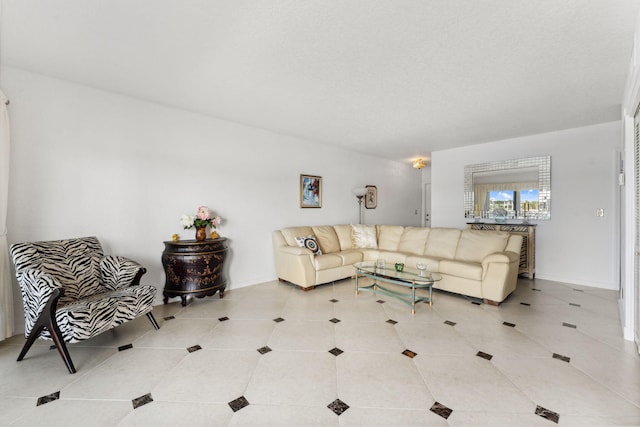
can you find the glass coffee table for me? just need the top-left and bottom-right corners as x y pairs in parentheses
(354, 261), (442, 314)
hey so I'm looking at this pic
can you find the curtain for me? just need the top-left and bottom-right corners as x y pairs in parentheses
(0, 90), (13, 340)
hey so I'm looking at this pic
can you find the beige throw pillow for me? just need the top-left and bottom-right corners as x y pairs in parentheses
(351, 224), (378, 249)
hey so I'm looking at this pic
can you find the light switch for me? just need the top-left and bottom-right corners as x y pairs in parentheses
(596, 209), (604, 217)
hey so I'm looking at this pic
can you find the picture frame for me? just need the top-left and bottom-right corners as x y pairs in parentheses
(365, 185), (377, 209)
(300, 174), (322, 208)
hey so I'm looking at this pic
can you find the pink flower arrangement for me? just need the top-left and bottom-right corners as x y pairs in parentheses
(180, 206), (222, 230)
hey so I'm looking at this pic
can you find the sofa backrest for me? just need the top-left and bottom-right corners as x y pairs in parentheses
(333, 224), (354, 250)
(311, 226), (341, 254)
(280, 226), (314, 247)
(424, 228), (461, 259)
(397, 227), (430, 255)
(377, 225), (404, 251)
(454, 230), (510, 263)
(11, 236), (105, 301)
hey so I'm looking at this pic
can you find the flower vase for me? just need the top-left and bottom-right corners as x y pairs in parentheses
(195, 226), (207, 242)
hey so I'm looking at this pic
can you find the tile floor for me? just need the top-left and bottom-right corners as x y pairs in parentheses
(0, 277), (638, 426)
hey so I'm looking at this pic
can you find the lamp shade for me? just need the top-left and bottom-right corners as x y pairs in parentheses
(353, 187), (368, 197)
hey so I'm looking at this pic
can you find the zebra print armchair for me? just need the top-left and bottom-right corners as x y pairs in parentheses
(10, 236), (159, 374)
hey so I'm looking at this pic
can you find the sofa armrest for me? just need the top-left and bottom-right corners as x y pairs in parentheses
(480, 251), (520, 303)
(100, 256), (147, 290)
(273, 231), (316, 288)
(16, 269), (64, 336)
(278, 246), (314, 256)
(481, 251), (519, 267)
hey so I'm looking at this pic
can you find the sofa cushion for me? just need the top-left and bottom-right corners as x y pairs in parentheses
(333, 224), (354, 250)
(295, 235), (322, 255)
(313, 254), (343, 270)
(281, 226), (314, 247)
(455, 230), (509, 263)
(398, 227), (430, 255)
(351, 224), (378, 249)
(311, 226), (341, 254)
(377, 225), (404, 251)
(424, 228), (461, 259)
(335, 249), (364, 266)
(438, 259), (483, 281)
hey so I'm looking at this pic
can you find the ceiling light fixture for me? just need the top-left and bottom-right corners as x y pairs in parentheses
(412, 158), (426, 169)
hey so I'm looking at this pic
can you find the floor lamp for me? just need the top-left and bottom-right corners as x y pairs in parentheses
(353, 187), (368, 224)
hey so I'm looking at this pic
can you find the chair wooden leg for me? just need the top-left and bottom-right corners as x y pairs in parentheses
(17, 288), (76, 374)
(146, 312), (160, 330)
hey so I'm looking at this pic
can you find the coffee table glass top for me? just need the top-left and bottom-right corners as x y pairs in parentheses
(353, 262), (442, 286)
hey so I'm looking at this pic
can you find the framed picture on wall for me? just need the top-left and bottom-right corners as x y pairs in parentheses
(365, 185), (377, 209)
(300, 174), (322, 208)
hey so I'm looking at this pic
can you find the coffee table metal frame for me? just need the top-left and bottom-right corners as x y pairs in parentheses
(354, 262), (442, 315)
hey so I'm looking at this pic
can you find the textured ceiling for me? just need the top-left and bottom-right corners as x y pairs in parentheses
(1, 1), (639, 162)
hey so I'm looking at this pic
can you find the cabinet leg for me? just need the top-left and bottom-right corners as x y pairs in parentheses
(180, 296), (187, 306)
(163, 295), (168, 304)
(219, 289), (225, 299)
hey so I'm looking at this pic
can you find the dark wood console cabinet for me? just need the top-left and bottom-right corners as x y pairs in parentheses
(161, 238), (229, 306)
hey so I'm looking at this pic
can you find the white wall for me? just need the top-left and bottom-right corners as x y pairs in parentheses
(2, 67), (422, 331)
(431, 122), (621, 289)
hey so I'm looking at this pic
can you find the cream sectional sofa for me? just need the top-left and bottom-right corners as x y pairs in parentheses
(272, 224), (523, 304)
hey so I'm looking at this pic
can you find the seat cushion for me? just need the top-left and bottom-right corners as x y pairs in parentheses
(50, 285), (157, 343)
(335, 249), (364, 266)
(438, 260), (483, 281)
(312, 254), (343, 270)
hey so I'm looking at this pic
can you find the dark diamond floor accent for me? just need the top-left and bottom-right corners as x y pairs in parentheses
(132, 393), (153, 409)
(535, 405), (560, 424)
(327, 399), (349, 415)
(573, 288), (584, 292)
(386, 319), (398, 325)
(476, 351), (493, 361)
(503, 321), (516, 327)
(187, 345), (202, 353)
(228, 396), (250, 412)
(532, 288), (541, 292)
(330, 299), (339, 303)
(37, 391), (60, 406)
(471, 301), (481, 305)
(49, 345), (56, 350)
(444, 320), (456, 326)
(569, 303), (581, 307)
(376, 299), (386, 304)
(273, 317), (285, 323)
(257, 346), (272, 355)
(520, 302), (531, 306)
(118, 344), (133, 351)
(402, 349), (417, 358)
(329, 347), (344, 357)
(329, 318), (341, 324)
(218, 316), (229, 322)
(552, 353), (571, 363)
(430, 402), (453, 419)
(164, 315), (175, 321)
(562, 322), (577, 329)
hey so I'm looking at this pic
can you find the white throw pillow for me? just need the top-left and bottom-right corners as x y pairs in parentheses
(351, 224), (378, 249)
(294, 235), (322, 255)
